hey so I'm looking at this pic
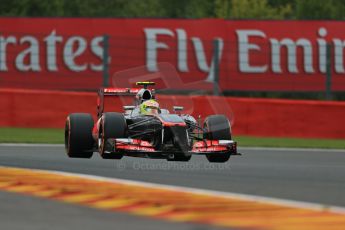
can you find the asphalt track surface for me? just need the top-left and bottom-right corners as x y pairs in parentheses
(1, 145), (345, 229)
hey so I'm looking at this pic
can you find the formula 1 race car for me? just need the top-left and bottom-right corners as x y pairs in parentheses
(65, 82), (239, 162)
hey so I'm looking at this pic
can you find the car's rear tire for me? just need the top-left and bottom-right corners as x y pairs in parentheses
(99, 112), (127, 159)
(65, 113), (94, 158)
(204, 115), (231, 163)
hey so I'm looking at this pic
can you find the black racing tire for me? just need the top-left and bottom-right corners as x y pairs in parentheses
(65, 113), (94, 158)
(204, 115), (232, 163)
(204, 115), (232, 140)
(99, 112), (127, 159)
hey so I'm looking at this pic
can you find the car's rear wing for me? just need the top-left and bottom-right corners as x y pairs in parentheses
(97, 83), (156, 118)
(102, 88), (141, 96)
(97, 88), (141, 118)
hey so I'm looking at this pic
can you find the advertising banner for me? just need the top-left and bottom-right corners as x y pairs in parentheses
(0, 18), (345, 91)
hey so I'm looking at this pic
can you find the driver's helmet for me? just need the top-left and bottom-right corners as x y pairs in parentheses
(140, 99), (160, 115)
(136, 89), (152, 104)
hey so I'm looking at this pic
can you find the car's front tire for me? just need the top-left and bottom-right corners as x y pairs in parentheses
(204, 115), (232, 163)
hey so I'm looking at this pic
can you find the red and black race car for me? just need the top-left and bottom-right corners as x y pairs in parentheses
(65, 82), (239, 163)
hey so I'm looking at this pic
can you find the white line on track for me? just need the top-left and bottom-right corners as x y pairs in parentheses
(1, 166), (345, 215)
(240, 146), (345, 153)
(0, 143), (63, 147)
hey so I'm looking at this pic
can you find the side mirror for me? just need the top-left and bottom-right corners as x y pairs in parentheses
(173, 106), (184, 113)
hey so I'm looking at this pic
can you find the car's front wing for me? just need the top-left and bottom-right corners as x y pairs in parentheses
(109, 138), (239, 156)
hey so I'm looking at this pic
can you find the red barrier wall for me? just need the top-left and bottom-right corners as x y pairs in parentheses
(1, 89), (345, 139)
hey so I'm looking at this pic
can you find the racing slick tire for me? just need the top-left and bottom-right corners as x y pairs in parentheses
(99, 112), (127, 159)
(65, 113), (94, 158)
(204, 115), (232, 163)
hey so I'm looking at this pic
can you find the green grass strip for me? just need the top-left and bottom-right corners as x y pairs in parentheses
(235, 136), (345, 149)
(0, 127), (344, 149)
(0, 127), (63, 144)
